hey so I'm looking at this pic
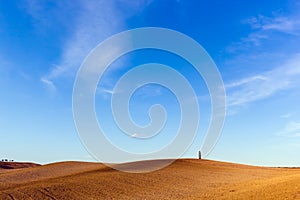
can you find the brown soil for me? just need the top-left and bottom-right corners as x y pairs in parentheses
(0, 159), (300, 199)
(0, 162), (40, 170)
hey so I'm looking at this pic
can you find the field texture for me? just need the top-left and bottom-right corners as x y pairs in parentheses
(0, 159), (300, 199)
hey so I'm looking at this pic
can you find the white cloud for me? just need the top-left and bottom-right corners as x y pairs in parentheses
(97, 83), (164, 101)
(45, 0), (122, 80)
(99, 88), (115, 95)
(41, 77), (56, 92)
(279, 121), (300, 137)
(225, 9), (300, 110)
(225, 75), (268, 89)
(23, 0), (78, 33)
(226, 54), (300, 107)
(136, 85), (164, 99)
(31, 0), (153, 90)
(97, 87), (115, 100)
(245, 15), (300, 34)
(227, 13), (300, 53)
(280, 113), (292, 119)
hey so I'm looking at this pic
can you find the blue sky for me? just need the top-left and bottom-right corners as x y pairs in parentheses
(1, 0), (300, 166)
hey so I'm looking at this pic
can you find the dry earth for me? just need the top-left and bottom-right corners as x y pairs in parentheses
(0, 159), (300, 199)
(0, 162), (40, 170)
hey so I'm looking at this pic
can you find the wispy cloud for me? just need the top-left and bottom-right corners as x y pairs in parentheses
(227, 13), (300, 53)
(244, 15), (300, 34)
(225, 8), (300, 110)
(278, 121), (300, 137)
(97, 83), (164, 101)
(39, 1), (122, 86)
(97, 87), (115, 100)
(31, 0), (153, 90)
(280, 113), (292, 119)
(99, 88), (115, 95)
(226, 54), (300, 107)
(136, 85), (164, 99)
(23, 0), (79, 34)
(40, 77), (56, 92)
(225, 75), (268, 89)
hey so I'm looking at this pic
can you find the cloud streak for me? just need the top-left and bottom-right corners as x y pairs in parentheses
(43, 0), (123, 82)
(245, 15), (300, 35)
(226, 54), (300, 107)
(40, 77), (56, 92)
(227, 13), (300, 53)
(279, 121), (300, 137)
(34, 0), (153, 90)
(280, 113), (292, 119)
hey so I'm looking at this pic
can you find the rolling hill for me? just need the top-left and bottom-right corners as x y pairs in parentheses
(0, 159), (300, 199)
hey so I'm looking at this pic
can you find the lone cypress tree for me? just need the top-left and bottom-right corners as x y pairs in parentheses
(198, 151), (201, 159)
